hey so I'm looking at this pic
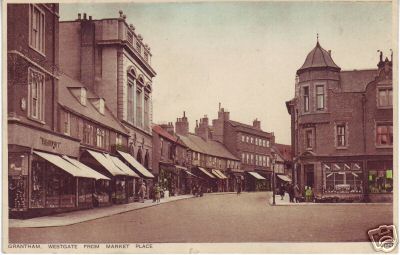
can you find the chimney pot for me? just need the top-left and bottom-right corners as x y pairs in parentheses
(89, 16), (92, 20)
(83, 13), (87, 20)
(119, 10), (123, 17)
(78, 13), (81, 20)
(123, 14), (126, 20)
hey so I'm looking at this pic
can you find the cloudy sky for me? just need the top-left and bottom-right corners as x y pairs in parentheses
(60, 1), (392, 144)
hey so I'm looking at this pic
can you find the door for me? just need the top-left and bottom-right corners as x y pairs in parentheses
(305, 164), (314, 188)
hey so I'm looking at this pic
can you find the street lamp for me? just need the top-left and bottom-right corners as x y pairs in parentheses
(272, 154), (276, 206)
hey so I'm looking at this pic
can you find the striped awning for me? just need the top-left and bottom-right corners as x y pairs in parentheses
(117, 150), (154, 178)
(62, 155), (110, 180)
(197, 167), (216, 179)
(248, 171), (266, 180)
(212, 169), (228, 179)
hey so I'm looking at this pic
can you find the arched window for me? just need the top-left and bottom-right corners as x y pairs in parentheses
(137, 148), (143, 164)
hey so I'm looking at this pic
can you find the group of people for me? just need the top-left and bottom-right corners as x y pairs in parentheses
(278, 183), (314, 203)
(192, 183), (204, 197)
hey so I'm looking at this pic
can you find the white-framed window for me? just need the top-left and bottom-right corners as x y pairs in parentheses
(305, 129), (313, 149)
(316, 85), (325, 110)
(96, 128), (105, 148)
(241, 135), (245, 142)
(116, 134), (123, 146)
(377, 88), (392, 108)
(250, 154), (254, 165)
(303, 86), (310, 112)
(29, 4), (45, 54)
(246, 136), (249, 143)
(266, 140), (270, 147)
(376, 123), (393, 147)
(267, 156), (270, 167)
(246, 153), (249, 164)
(28, 68), (45, 121)
(250, 137), (254, 144)
(336, 124), (346, 147)
(63, 111), (70, 135)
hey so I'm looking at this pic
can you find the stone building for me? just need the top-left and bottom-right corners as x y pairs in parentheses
(211, 106), (275, 191)
(286, 40), (393, 202)
(175, 113), (241, 193)
(58, 11), (156, 175)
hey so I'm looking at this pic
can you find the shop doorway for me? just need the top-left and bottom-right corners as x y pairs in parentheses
(305, 165), (314, 188)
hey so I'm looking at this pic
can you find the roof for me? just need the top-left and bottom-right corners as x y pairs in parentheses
(298, 41), (340, 73)
(226, 120), (272, 137)
(274, 143), (292, 162)
(339, 69), (377, 92)
(177, 133), (239, 161)
(58, 74), (128, 134)
(152, 125), (186, 147)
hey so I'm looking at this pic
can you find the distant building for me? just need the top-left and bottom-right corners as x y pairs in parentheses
(271, 143), (293, 187)
(175, 112), (242, 193)
(152, 123), (190, 195)
(286, 40), (393, 202)
(59, 10), (156, 174)
(211, 106), (275, 191)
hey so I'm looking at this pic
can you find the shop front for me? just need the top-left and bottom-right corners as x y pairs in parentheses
(194, 167), (217, 192)
(212, 169), (228, 192)
(117, 150), (155, 200)
(245, 171), (266, 191)
(159, 165), (179, 197)
(367, 160), (393, 202)
(227, 169), (244, 192)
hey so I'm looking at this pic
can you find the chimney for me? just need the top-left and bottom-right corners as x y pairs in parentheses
(160, 122), (174, 136)
(89, 16), (92, 21)
(77, 13), (81, 20)
(83, 13), (87, 20)
(175, 111), (189, 136)
(80, 13), (96, 91)
(253, 118), (261, 129)
(195, 116), (210, 141)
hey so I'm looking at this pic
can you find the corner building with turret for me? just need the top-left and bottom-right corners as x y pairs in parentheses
(286, 41), (393, 202)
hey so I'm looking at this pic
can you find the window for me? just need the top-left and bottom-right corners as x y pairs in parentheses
(83, 123), (94, 146)
(266, 140), (270, 147)
(376, 123), (393, 146)
(30, 4), (45, 53)
(127, 79), (134, 123)
(323, 163), (363, 194)
(255, 155), (259, 166)
(336, 124), (346, 147)
(316, 85), (325, 110)
(241, 153), (245, 163)
(255, 138), (258, 146)
(267, 156), (270, 167)
(241, 135), (245, 142)
(96, 128), (105, 148)
(250, 137), (254, 144)
(116, 134), (123, 146)
(306, 130), (313, 149)
(136, 90), (143, 127)
(144, 96), (150, 131)
(378, 88), (392, 107)
(28, 68), (45, 121)
(250, 154), (254, 164)
(303, 86), (309, 112)
(63, 112), (70, 135)
(79, 88), (87, 106)
(246, 154), (249, 164)
(246, 136), (249, 143)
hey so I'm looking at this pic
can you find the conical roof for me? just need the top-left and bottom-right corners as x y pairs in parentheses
(297, 41), (340, 74)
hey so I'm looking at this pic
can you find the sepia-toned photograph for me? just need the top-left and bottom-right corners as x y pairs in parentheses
(3, 0), (398, 253)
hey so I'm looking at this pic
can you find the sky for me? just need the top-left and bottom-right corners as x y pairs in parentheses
(60, 1), (392, 144)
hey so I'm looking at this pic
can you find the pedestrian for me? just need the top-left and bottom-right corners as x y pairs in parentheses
(151, 185), (156, 203)
(237, 178), (242, 195)
(192, 184), (197, 197)
(288, 183), (294, 203)
(155, 184), (161, 203)
(305, 186), (312, 202)
(279, 183), (285, 200)
(293, 183), (301, 203)
(138, 182), (146, 203)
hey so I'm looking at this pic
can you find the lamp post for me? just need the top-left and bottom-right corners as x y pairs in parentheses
(272, 154), (276, 206)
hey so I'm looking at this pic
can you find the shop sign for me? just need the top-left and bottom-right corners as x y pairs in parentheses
(40, 137), (61, 149)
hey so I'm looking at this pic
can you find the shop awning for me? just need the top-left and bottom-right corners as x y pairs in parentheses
(176, 165), (188, 171)
(248, 171), (266, 180)
(87, 150), (127, 176)
(184, 170), (202, 179)
(215, 169), (228, 179)
(197, 167), (216, 179)
(109, 155), (140, 178)
(62, 155), (110, 180)
(34, 151), (94, 179)
(212, 169), (228, 179)
(277, 174), (292, 182)
(117, 150), (154, 178)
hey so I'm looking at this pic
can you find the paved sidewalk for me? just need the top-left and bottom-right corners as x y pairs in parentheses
(9, 192), (237, 228)
(267, 192), (392, 206)
(9, 195), (195, 228)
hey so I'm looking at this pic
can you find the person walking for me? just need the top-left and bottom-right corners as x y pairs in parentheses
(138, 182), (146, 203)
(279, 183), (285, 200)
(293, 183), (301, 203)
(237, 178), (242, 195)
(155, 184), (161, 203)
(288, 183), (294, 203)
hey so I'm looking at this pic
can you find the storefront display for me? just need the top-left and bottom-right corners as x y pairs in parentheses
(9, 153), (29, 211)
(31, 160), (46, 208)
(367, 161), (393, 193)
(323, 162), (363, 194)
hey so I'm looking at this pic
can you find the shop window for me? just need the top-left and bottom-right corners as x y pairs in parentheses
(115, 179), (127, 201)
(323, 163), (363, 194)
(29, 4), (45, 54)
(30, 160), (46, 208)
(369, 169), (393, 193)
(376, 123), (393, 146)
(78, 178), (93, 206)
(59, 172), (75, 208)
(316, 85), (325, 110)
(377, 88), (392, 107)
(28, 68), (45, 121)
(45, 165), (60, 208)
(336, 124), (346, 147)
(303, 86), (309, 112)
(9, 154), (29, 211)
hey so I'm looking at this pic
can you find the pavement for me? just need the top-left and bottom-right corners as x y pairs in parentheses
(8, 192), (393, 244)
(9, 192), (237, 228)
(268, 193), (393, 206)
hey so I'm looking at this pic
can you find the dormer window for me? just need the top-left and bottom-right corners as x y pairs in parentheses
(90, 98), (105, 115)
(99, 98), (105, 115)
(80, 88), (87, 106)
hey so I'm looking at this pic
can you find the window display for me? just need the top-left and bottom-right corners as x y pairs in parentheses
(323, 162), (363, 193)
(46, 165), (60, 208)
(369, 170), (393, 193)
(30, 160), (46, 208)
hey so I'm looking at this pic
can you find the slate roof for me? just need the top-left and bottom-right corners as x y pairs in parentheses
(339, 69), (377, 92)
(58, 74), (128, 134)
(177, 133), (239, 161)
(298, 42), (340, 73)
(226, 120), (272, 136)
(152, 125), (186, 147)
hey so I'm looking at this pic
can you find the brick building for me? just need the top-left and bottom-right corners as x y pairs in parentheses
(286, 40), (393, 202)
(58, 11), (156, 176)
(211, 106), (275, 191)
(152, 123), (190, 195)
(175, 112), (241, 193)
(272, 143), (293, 187)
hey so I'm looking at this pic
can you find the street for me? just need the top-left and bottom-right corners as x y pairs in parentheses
(9, 192), (392, 243)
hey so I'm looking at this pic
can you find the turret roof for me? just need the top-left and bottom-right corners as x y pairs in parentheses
(297, 41), (340, 74)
